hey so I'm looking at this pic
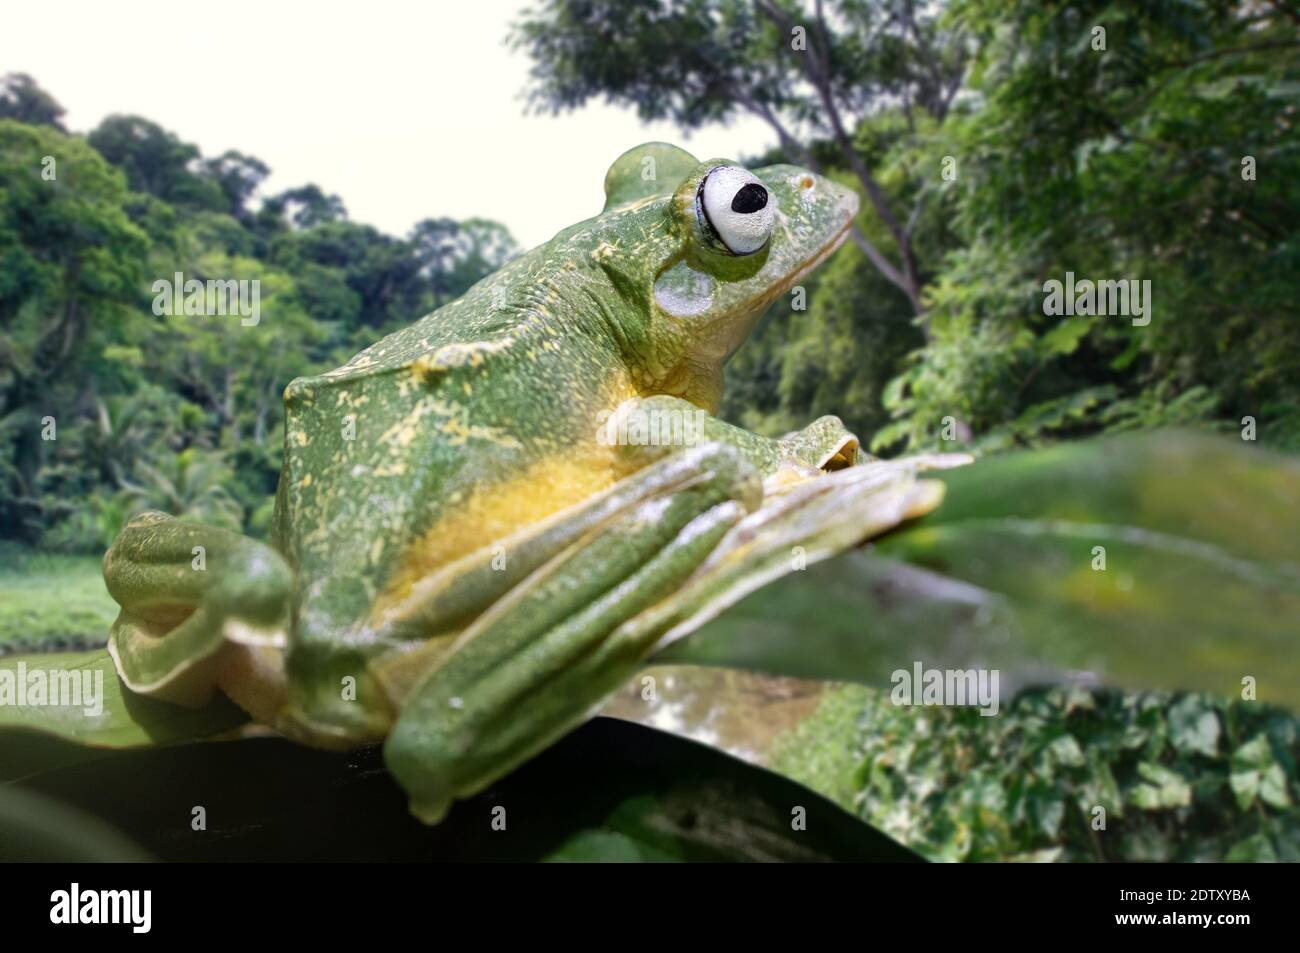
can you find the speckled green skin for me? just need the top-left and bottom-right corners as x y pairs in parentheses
(103, 143), (865, 821)
(278, 145), (857, 711)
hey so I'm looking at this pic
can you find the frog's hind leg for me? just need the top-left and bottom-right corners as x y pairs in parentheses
(102, 510), (293, 716)
(369, 440), (760, 664)
(384, 448), (972, 824)
(383, 441), (761, 823)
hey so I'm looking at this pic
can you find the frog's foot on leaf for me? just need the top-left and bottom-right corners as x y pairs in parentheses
(643, 452), (974, 654)
(604, 395), (865, 479)
(382, 441), (762, 824)
(778, 414), (863, 471)
(102, 511), (293, 720)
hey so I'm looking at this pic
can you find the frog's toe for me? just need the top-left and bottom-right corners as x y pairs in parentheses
(778, 415), (866, 471)
(103, 513), (292, 709)
(279, 639), (396, 749)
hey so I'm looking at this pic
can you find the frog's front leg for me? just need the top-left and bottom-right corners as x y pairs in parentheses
(102, 510), (292, 717)
(383, 441), (761, 823)
(611, 395), (862, 476)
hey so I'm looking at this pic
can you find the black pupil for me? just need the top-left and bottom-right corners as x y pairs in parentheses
(731, 183), (768, 214)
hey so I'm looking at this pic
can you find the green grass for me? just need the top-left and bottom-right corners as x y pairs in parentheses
(0, 543), (114, 654)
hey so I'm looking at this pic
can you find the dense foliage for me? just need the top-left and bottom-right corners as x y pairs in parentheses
(0, 85), (516, 550)
(773, 684), (1300, 862)
(875, 0), (1300, 453)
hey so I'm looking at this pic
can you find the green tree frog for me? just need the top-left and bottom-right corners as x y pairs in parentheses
(103, 143), (964, 822)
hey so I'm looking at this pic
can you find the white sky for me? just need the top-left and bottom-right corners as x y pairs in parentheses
(1, 0), (775, 249)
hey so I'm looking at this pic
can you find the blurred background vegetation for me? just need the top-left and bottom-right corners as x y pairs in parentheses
(0, 91), (518, 551)
(772, 684), (1300, 861)
(1, 0), (1297, 860)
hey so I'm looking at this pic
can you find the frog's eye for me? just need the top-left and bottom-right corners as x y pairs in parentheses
(696, 166), (774, 256)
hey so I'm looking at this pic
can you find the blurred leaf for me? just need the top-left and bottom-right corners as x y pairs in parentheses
(1226, 832), (1277, 862)
(0, 650), (247, 780)
(0, 783), (151, 861)
(1039, 319), (1090, 356)
(0, 780), (149, 863)
(1131, 763), (1191, 810)
(1044, 732), (1085, 769)
(1026, 782), (1065, 838)
(669, 432), (1300, 709)
(1085, 749), (1124, 819)
(1167, 695), (1221, 758)
(9, 718), (922, 862)
(1231, 734), (1292, 811)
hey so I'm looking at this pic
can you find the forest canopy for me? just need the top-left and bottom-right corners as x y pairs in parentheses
(0, 80), (518, 548)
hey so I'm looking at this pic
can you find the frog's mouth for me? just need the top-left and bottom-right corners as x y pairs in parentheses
(787, 217), (855, 288)
(751, 215), (856, 314)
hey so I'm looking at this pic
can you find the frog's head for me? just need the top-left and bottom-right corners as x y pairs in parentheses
(578, 142), (859, 403)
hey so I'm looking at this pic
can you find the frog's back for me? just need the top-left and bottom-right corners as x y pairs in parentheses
(272, 233), (639, 692)
(312, 244), (553, 385)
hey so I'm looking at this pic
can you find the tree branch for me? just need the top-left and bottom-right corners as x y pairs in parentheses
(755, 0), (923, 314)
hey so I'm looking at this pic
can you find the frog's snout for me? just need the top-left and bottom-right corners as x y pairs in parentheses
(830, 178), (860, 221)
(802, 172), (859, 230)
(758, 165), (859, 236)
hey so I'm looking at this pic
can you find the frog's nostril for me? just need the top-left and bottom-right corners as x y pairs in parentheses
(731, 183), (768, 214)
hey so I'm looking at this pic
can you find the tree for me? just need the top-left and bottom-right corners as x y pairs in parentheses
(0, 120), (150, 538)
(511, 0), (968, 321)
(88, 115), (228, 211)
(874, 0), (1300, 451)
(0, 90), (519, 546)
(268, 221), (423, 330)
(120, 447), (244, 530)
(202, 150), (271, 223)
(450, 218), (520, 289)
(259, 184), (347, 231)
(0, 73), (66, 129)
(410, 217), (519, 307)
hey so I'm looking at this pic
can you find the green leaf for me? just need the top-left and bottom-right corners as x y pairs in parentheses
(0, 650), (247, 780)
(1230, 734), (1292, 810)
(1226, 832), (1277, 862)
(1039, 319), (1090, 356)
(1044, 732), (1085, 769)
(660, 548), (1024, 684)
(1131, 762), (1191, 810)
(0, 784), (151, 861)
(1167, 695), (1221, 758)
(1026, 782), (1065, 838)
(7, 718), (922, 862)
(1085, 749), (1124, 819)
(668, 432), (1300, 709)
(1260, 766), (1292, 809)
